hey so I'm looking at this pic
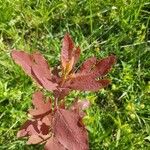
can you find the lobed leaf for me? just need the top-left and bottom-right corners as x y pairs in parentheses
(32, 63), (57, 91)
(32, 52), (52, 80)
(11, 50), (33, 76)
(28, 91), (52, 117)
(11, 50), (57, 91)
(17, 92), (52, 145)
(17, 119), (51, 144)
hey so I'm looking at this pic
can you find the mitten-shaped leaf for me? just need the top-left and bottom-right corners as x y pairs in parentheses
(32, 52), (52, 79)
(17, 91), (52, 144)
(28, 91), (52, 117)
(11, 50), (57, 91)
(53, 109), (89, 150)
(11, 50), (33, 76)
(17, 120), (51, 144)
(32, 64), (57, 91)
(32, 52), (57, 91)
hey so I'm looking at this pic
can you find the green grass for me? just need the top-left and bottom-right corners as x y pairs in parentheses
(0, 0), (150, 149)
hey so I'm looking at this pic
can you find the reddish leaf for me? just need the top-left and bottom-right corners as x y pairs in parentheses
(68, 74), (110, 91)
(78, 57), (96, 74)
(62, 55), (115, 92)
(17, 119), (51, 144)
(61, 33), (80, 74)
(61, 33), (74, 69)
(17, 120), (39, 138)
(45, 137), (65, 150)
(53, 109), (89, 150)
(70, 99), (90, 112)
(73, 47), (81, 67)
(31, 52), (57, 91)
(91, 55), (116, 78)
(28, 91), (52, 117)
(11, 50), (57, 91)
(27, 135), (44, 144)
(32, 52), (51, 79)
(70, 99), (90, 118)
(17, 91), (52, 145)
(32, 64), (57, 91)
(11, 50), (33, 76)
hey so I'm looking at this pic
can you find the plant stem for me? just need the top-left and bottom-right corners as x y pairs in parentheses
(54, 97), (58, 110)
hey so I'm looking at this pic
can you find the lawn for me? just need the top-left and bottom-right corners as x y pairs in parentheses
(0, 0), (150, 149)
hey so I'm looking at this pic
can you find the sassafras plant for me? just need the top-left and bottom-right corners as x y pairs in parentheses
(11, 33), (116, 150)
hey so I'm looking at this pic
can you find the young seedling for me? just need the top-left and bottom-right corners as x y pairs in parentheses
(11, 33), (116, 150)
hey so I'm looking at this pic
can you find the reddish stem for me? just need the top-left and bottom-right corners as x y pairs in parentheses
(54, 97), (58, 111)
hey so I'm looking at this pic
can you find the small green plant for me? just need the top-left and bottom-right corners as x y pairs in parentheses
(11, 33), (116, 150)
